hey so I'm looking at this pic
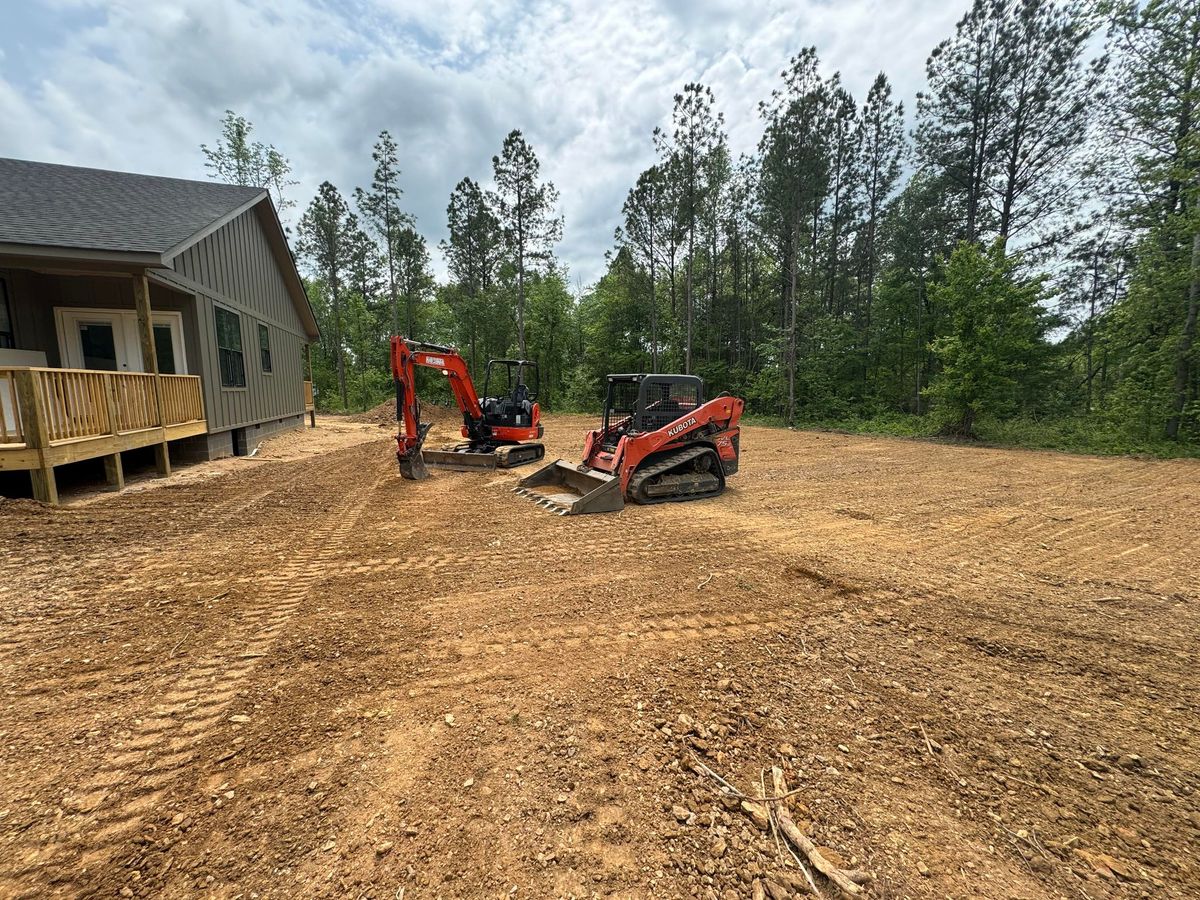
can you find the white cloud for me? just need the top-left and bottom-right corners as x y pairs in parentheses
(1, 0), (965, 286)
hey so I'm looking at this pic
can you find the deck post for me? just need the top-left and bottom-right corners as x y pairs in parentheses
(103, 453), (125, 490)
(13, 369), (58, 505)
(100, 372), (125, 490)
(133, 273), (171, 476)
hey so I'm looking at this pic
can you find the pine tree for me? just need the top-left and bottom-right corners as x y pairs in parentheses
(756, 49), (832, 423)
(355, 130), (414, 337)
(618, 165), (667, 371)
(491, 130), (563, 357)
(856, 73), (905, 387)
(658, 84), (725, 374)
(916, 0), (1008, 243)
(1104, 0), (1200, 439)
(297, 182), (357, 407)
(443, 177), (503, 374)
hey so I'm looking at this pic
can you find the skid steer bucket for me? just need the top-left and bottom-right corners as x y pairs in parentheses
(513, 459), (625, 515)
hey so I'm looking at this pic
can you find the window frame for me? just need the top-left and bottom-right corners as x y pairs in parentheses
(258, 322), (273, 374)
(214, 304), (247, 390)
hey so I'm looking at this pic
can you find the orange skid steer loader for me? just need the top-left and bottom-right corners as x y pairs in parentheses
(391, 336), (545, 479)
(516, 373), (743, 515)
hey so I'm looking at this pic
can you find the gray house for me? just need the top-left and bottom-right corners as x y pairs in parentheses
(0, 157), (319, 504)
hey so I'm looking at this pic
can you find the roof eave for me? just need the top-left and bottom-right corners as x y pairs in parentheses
(0, 242), (166, 271)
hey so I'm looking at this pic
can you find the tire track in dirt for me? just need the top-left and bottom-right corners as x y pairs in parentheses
(0, 451), (370, 667)
(0, 456), (385, 898)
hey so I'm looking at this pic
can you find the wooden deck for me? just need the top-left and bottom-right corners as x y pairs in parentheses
(1, 366), (206, 503)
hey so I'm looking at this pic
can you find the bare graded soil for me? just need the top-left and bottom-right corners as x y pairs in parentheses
(1, 413), (1198, 899)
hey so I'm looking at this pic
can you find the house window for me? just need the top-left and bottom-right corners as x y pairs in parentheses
(0, 278), (13, 349)
(215, 306), (246, 388)
(258, 323), (272, 373)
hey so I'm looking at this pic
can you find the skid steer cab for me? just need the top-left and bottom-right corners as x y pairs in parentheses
(391, 336), (545, 480)
(516, 373), (744, 515)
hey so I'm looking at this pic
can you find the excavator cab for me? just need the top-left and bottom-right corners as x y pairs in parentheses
(480, 359), (539, 430)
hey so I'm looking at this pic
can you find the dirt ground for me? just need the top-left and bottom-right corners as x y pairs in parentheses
(1, 411), (1198, 899)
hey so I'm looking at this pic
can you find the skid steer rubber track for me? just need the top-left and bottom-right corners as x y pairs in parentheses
(628, 445), (725, 505)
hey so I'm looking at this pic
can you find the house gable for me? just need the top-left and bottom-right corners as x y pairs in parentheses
(169, 205), (302, 335)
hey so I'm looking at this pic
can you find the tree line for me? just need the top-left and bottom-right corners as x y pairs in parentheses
(203, 0), (1198, 452)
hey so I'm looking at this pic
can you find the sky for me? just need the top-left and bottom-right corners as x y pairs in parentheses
(0, 0), (965, 288)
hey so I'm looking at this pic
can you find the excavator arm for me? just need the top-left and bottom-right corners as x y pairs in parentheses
(391, 337), (486, 479)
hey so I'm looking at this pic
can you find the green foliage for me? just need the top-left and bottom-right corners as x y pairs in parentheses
(201, 110), (297, 212)
(283, 0), (1198, 456)
(924, 241), (1054, 434)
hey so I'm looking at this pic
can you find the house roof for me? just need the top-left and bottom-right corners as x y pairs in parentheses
(0, 157), (266, 255)
(0, 157), (318, 339)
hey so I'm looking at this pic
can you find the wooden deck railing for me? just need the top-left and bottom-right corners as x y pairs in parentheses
(0, 367), (205, 449)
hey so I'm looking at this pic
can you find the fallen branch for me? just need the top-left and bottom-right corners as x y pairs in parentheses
(693, 756), (870, 898)
(769, 766), (866, 898)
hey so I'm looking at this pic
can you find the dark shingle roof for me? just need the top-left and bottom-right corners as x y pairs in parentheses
(0, 157), (266, 256)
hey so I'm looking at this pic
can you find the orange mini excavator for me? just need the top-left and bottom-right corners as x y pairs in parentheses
(391, 336), (545, 480)
(515, 373), (743, 515)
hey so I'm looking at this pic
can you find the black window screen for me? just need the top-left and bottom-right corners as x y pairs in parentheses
(640, 380), (701, 431)
(216, 306), (246, 388)
(603, 380), (640, 441)
(0, 278), (13, 349)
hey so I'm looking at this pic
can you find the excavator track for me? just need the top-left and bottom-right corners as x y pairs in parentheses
(628, 444), (725, 505)
(494, 442), (546, 468)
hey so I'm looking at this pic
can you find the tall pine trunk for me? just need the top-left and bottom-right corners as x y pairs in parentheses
(1167, 227), (1200, 439)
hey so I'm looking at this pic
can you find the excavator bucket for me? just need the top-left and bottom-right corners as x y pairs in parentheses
(513, 459), (625, 515)
(397, 448), (429, 480)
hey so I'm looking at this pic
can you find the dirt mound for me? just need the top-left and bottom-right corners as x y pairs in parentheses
(347, 399), (459, 429)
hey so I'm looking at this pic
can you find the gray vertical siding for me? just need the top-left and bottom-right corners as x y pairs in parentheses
(169, 205), (308, 433)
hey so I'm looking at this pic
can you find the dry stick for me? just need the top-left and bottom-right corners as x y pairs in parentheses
(691, 757), (808, 802)
(920, 722), (935, 757)
(769, 766), (864, 898)
(698, 573), (715, 589)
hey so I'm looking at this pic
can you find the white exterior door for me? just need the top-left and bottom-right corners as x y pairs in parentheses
(55, 308), (187, 374)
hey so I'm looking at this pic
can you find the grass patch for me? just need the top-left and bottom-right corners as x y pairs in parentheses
(769, 413), (1200, 459)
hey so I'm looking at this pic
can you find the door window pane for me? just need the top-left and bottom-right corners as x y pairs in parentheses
(79, 322), (118, 370)
(153, 324), (176, 374)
